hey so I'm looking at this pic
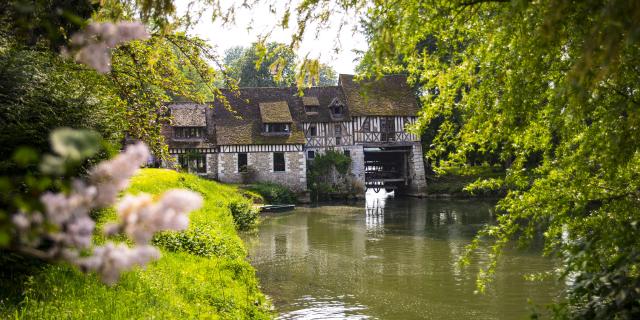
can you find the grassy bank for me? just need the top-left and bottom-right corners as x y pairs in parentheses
(427, 165), (506, 197)
(0, 169), (271, 319)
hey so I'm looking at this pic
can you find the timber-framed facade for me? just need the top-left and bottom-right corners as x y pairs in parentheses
(162, 74), (427, 196)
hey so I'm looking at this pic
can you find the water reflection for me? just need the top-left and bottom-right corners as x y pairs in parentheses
(280, 295), (371, 320)
(243, 196), (559, 320)
(365, 190), (389, 237)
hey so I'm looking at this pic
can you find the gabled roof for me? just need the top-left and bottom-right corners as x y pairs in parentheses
(338, 74), (419, 116)
(211, 88), (305, 145)
(296, 86), (351, 123)
(259, 101), (293, 123)
(170, 103), (206, 126)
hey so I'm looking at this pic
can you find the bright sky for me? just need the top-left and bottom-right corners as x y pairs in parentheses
(176, 0), (367, 75)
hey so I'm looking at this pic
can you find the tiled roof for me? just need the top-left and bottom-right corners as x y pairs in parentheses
(259, 101), (293, 123)
(166, 74), (420, 147)
(338, 74), (419, 116)
(170, 103), (207, 126)
(296, 86), (350, 123)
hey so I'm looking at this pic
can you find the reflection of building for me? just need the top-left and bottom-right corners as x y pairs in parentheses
(161, 74), (426, 196)
(365, 192), (389, 236)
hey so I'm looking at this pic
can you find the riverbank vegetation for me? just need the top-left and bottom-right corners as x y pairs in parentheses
(1, 168), (270, 319)
(243, 182), (297, 205)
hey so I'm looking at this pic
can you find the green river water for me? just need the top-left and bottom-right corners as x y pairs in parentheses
(242, 193), (561, 319)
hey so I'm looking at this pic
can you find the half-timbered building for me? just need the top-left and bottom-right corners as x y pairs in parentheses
(162, 74), (426, 196)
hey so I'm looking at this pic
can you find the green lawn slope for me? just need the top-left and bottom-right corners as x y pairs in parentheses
(0, 169), (271, 319)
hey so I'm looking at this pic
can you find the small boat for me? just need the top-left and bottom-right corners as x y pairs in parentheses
(259, 204), (296, 212)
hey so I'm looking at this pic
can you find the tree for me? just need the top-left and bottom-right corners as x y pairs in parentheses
(223, 42), (297, 87)
(1, 0), (233, 159)
(318, 63), (337, 86)
(287, 0), (640, 317)
(223, 42), (337, 87)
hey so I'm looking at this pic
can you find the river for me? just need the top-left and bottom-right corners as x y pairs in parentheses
(242, 192), (560, 319)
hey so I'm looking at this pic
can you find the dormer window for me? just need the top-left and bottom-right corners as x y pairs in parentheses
(264, 123), (291, 133)
(259, 101), (294, 136)
(174, 127), (205, 139)
(329, 97), (345, 119)
(303, 96), (320, 114)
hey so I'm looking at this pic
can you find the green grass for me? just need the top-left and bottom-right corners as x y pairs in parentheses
(0, 169), (272, 319)
(427, 165), (506, 197)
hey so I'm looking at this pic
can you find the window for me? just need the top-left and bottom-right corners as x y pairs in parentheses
(332, 106), (344, 115)
(273, 152), (285, 171)
(238, 153), (248, 173)
(174, 127), (205, 139)
(305, 105), (319, 113)
(336, 136), (341, 145)
(178, 153), (206, 173)
(309, 125), (317, 136)
(334, 125), (342, 136)
(264, 123), (290, 133)
(362, 119), (370, 132)
(344, 150), (350, 158)
(307, 150), (315, 159)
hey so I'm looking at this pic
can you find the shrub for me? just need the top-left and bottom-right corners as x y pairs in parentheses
(152, 226), (243, 259)
(245, 182), (296, 204)
(307, 150), (354, 199)
(228, 198), (260, 231)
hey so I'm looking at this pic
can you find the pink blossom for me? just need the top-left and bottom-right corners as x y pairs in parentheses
(75, 242), (160, 284)
(114, 190), (202, 244)
(90, 142), (150, 206)
(67, 22), (150, 73)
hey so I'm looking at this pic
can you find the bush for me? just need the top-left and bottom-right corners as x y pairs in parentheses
(244, 182), (296, 204)
(152, 226), (243, 259)
(307, 150), (354, 200)
(228, 198), (260, 231)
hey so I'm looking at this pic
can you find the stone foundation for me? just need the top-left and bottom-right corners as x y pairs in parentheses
(406, 144), (427, 197)
(218, 152), (307, 192)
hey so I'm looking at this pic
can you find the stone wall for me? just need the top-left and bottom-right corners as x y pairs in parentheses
(205, 153), (217, 179)
(218, 151), (307, 191)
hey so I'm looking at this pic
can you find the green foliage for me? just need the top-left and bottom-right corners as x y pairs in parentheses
(1, 1), (236, 161)
(223, 42), (337, 88)
(311, 150), (351, 175)
(223, 42), (297, 87)
(0, 47), (125, 174)
(244, 182), (296, 205)
(0, 169), (271, 319)
(307, 150), (360, 199)
(228, 199), (259, 231)
(427, 165), (505, 197)
(305, 0), (640, 317)
(280, 0), (640, 316)
(153, 226), (242, 258)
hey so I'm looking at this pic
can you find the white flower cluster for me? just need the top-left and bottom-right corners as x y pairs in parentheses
(11, 142), (203, 284)
(65, 22), (150, 73)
